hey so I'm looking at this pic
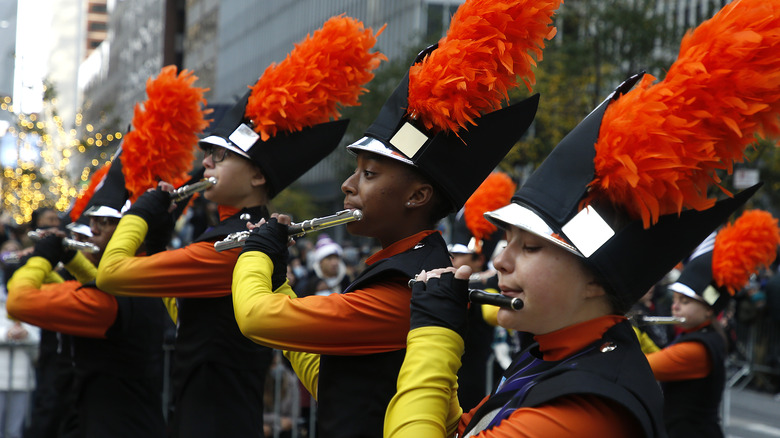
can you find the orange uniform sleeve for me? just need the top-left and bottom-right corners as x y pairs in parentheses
(456, 395), (642, 438)
(233, 251), (410, 355)
(646, 341), (712, 381)
(97, 214), (240, 298)
(7, 256), (118, 338)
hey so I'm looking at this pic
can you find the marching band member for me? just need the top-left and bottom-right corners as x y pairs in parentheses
(7, 145), (170, 438)
(96, 17), (384, 438)
(385, 0), (780, 436)
(231, 1), (559, 436)
(648, 210), (780, 437)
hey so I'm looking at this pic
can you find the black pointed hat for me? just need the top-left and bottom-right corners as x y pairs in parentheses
(669, 210), (780, 313)
(485, 72), (762, 305)
(348, 68), (538, 211)
(347, 0), (562, 211)
(449, 172), (516, 261)
(199, 15), (386, 198)
(84, 148), (131, 219)
(485, 0), (780, 306)
(200, 91), (350, 198)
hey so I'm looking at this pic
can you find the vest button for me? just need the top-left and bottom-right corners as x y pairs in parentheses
(599, 342), (617, 353)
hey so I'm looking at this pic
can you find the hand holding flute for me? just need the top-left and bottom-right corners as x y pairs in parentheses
(28, 230), (100, 254)
(214, 209), (363, 252)
(29, 231), (86, 267)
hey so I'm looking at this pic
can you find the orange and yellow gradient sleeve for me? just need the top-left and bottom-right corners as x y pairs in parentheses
(7, 256), (118, 338)
(97, 214), (240, 298)
(233, 250), (411, 355)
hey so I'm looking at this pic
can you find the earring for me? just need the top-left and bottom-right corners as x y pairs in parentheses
(407, 202), (414, 207)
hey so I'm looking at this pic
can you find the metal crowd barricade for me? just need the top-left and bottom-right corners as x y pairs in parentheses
(722, 316), (780, 427)
(0, 339), (38, 436)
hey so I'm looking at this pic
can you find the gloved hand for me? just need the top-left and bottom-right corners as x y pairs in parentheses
(410, 269), (471, 338)
(125, 188), (175, 253)
(33, 234), (77, 267)
(241, 217), (289, 290)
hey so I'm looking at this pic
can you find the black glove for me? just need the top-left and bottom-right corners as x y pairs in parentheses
(410, 272), (470, 338)
(125, 188), (175, 254)
(241, 218), (289, 290)
(33, 234), (77, 267)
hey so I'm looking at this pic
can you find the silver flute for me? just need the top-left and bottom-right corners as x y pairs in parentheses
(632, 315), (686, 325)
(406, 279), (525, 311)
(171, 177), (218, 202)
(214, 209), (363, 252)
(28, 230), (100, 254)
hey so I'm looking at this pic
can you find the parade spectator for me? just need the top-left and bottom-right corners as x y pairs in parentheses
(299, 234), (352, 297)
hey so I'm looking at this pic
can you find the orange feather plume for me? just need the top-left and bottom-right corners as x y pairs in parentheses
(588, 0), (780, 228)
(245, 15), (386, 142)
(464, 172), (517, 246)
(712, 210), (780, 295)
(122, 65), (211, 202)
(406, 0), (561, 134)
(69, 163), (111, 222)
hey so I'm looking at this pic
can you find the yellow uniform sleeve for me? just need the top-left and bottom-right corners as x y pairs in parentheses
(64, 251), (98, 284)
(44, 269), (64, 284)
(283, 350), (320, 400)
(384, 326), (465, 438)
(233, 250), (411, 354)
(632, 326), (661, 354)
(162, 297), (178, 324)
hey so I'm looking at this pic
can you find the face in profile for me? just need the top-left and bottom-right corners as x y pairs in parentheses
(493, 226), (604, 335)
(340, 152), (422, 246)
(88, 216), (120, 263)
(671, 292), (713, 329)
(202, 145), (265, 208)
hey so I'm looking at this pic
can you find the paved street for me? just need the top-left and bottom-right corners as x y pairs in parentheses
(725, 388), (780, 437)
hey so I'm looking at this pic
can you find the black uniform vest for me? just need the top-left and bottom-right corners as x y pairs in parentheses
(458, 274), (499, 411)
(463, 320), (667, 438)
(170, 206), (272, 438)
(661, 326), (726, 438)
(317, 232), (451, 438)
(66, 292), (169, 437)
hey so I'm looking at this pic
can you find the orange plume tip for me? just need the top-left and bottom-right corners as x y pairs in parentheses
(245, 15), (387, 141)
(589, 0), (780, 228)
(464, 172), (517, 244)
(407, 0), (562, 134)
(69, 163), (111, 222)
(122, 65), (211, 202)
(713, 210), (780, 294)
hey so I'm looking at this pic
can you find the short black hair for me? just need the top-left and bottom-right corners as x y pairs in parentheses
(400, 164), (453, 227)
(31, 207), (57, 228)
